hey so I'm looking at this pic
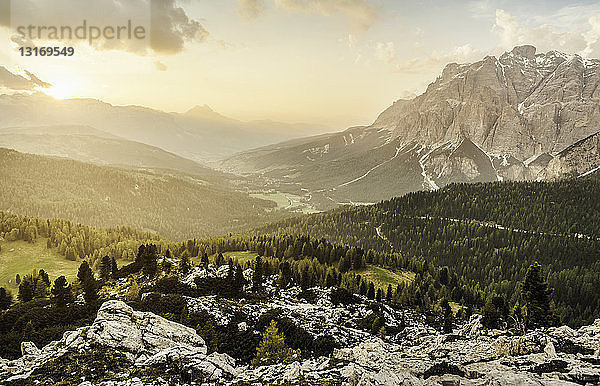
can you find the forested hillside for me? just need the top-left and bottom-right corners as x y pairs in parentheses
(0, 211), (168, 267)
(0, 148), (286, 240)
(255, 179), (600, 326)
(0, 210), (469, 361)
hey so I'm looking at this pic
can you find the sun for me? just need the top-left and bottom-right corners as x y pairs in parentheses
(44, 84), (70, 99)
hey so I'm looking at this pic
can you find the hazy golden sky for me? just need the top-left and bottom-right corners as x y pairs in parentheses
(1, 0), (600, 129)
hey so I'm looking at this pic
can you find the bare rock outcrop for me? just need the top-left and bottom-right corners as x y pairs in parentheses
(544, 131), (600, 179)
(0, 300), (237, 384)
(3, 296), (600, 385)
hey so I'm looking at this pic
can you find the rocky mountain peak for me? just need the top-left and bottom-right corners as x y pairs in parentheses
(510, 44), (537, 59)
(184, 104), (226, 120)
(372, 45), (600, 163)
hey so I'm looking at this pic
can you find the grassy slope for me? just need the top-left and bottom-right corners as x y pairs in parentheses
(0, 238), (80, 290)
(222, 251), (260, 265)
(355, 265), (415, 291)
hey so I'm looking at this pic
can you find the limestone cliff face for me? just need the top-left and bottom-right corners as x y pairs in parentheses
(373, 45), (600, 162)
(544, 131), (600, 179)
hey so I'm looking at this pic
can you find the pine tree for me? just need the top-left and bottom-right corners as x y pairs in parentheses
(351, 248), (364, 270)
(441, 299), (453, 333)
(366, 282), (375, 300)
(0, 287), (13, 310)
(126, 279), (140, 301)
(215, 252), (225, 266)
(338, 252), (352, 273)
(18, 277), (34, 303)
(110, 257), (118, 277)
(78, 261), (93, 284)
(278, 262), (291, 288)
(197, 319), (218, 353)
(33, 273), (49, 299)
(359, 281), (367, 296)
(252, 320), (298, 366)
(227, 258), (234, 281)
(234, 264), (245, 291)
(325, 271), (335, 287)
(439, 266), (449, 286)
(482, 295), (507, 329)
(78, 261), (98, 308)
(521, 262), (554, 329)
(252, 255), (263, 292)
(38, 269), (50, 287)
(371, 316), (384, 335)
(99, 255), (112, 281)
(179, 250), (191, 274)
(51, 276), (73, 308)
(386, 284), (393, 302)
(136, 244), (158, 277)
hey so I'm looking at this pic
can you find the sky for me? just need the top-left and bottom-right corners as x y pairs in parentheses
(1, 0), (600, 129)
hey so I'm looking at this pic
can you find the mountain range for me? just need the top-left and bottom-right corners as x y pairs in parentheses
(223, 45), (600, 209)
(0, 84), (327, 163)
(0, 125), (225, 177)
(0, 45), (598, 213)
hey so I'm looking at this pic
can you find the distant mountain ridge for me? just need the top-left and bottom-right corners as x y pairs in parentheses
(0, 89), (327, 163)
(0, 125), (224, 177)
(223, 46), (600, 209)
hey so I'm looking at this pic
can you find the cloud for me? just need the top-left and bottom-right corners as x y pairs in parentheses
(5, 0), (210, 55)
(492, 9), (594, 56)
(375, 42), (395, 63)
(243, 0), (381, 31)
(397, 89), (418, 100)
(394, 44), (484, 74)
(237, 0), (267, 19)
(154, 61), (168, 71)
(0, 66), (51, 91)
(466, 0), (494, 19)
(0, 0), (9, 27)
(584, 14), (600, 57)
(10, 34), (36, 48)
(150, 0), (210, 54)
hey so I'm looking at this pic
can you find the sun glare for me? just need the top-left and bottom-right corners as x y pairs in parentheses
(45, 85), (69, 99)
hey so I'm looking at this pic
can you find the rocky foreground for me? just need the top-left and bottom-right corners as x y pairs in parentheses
(1, 294), (600, 385)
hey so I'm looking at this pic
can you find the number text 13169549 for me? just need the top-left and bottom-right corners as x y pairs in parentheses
(19, 47), (75, 56)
